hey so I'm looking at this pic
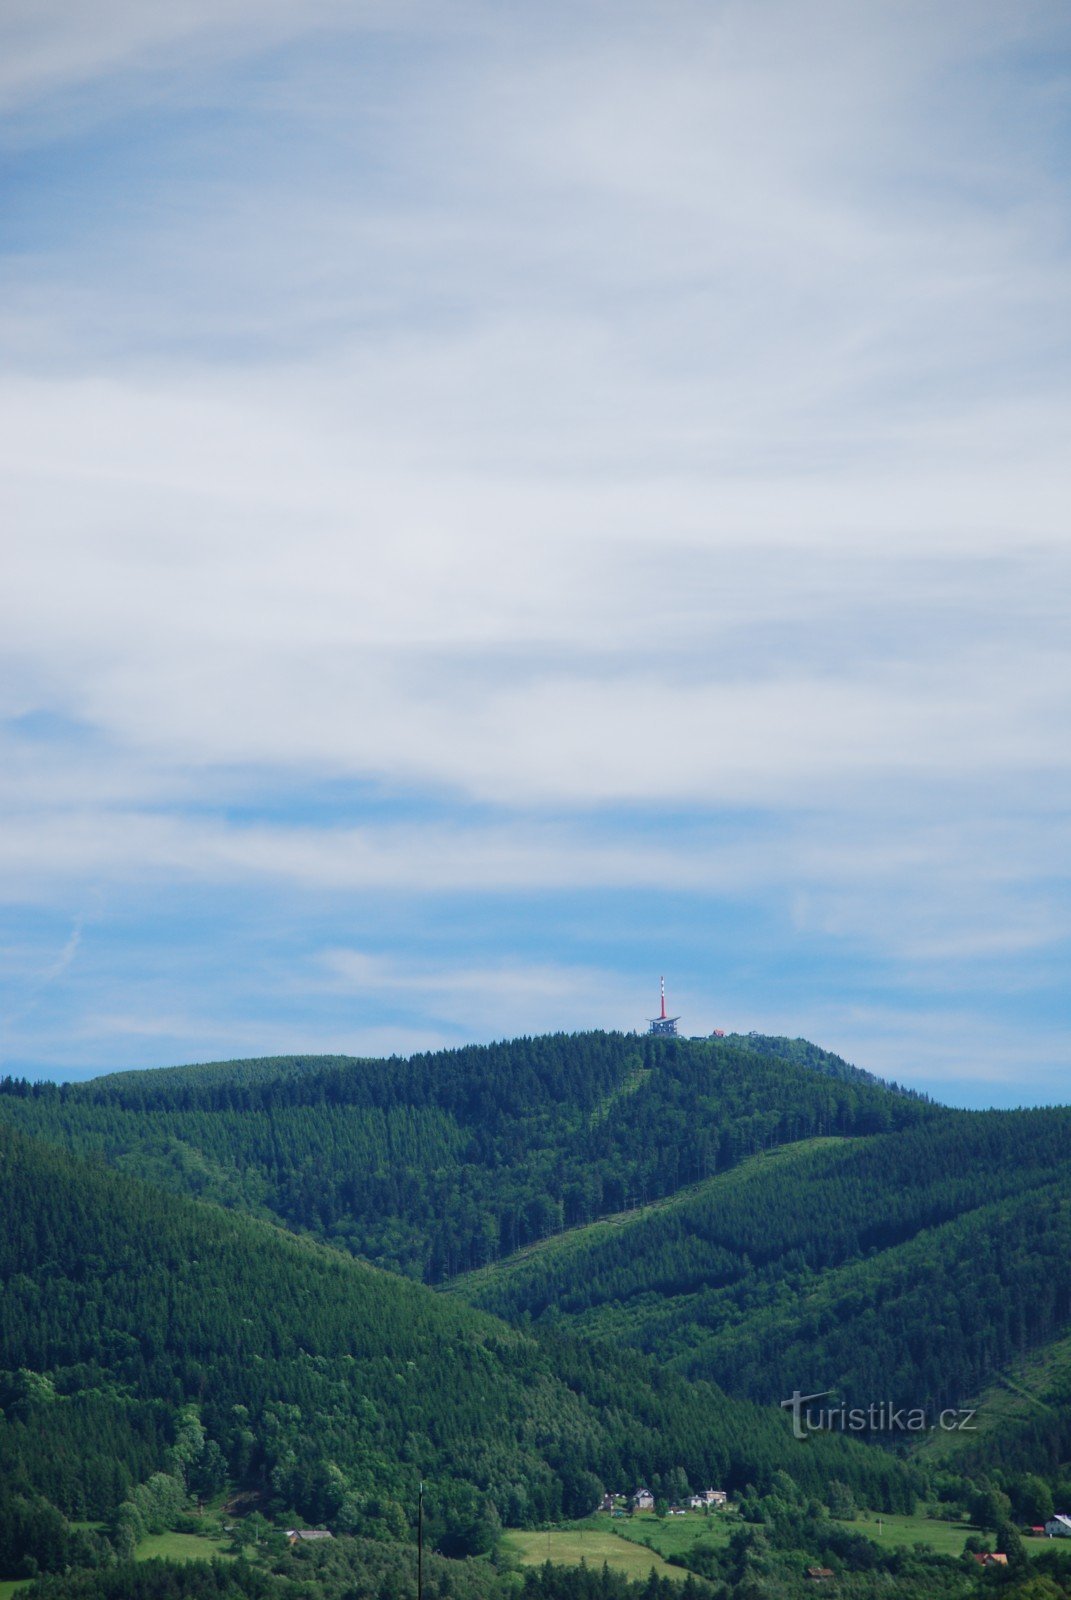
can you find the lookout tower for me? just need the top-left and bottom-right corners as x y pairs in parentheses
(647, 976), (679, 1037)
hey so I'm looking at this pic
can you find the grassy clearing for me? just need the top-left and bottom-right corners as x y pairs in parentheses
(502, 1524), (684, 1581)
(0, 1582), (33, 1599)
(614, 1512), (735, 1559)
(588, 1066), (653, 1127)
(135, 1530), (235, 1563)
(851, 1511), (976, 1557)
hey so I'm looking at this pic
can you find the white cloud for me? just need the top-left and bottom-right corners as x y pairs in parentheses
(0, 0), (428, 112)
(1, 0), (1069, 1089)
(782, 1002), (1071, 1106)
(2, 361), (1067, 809)
(317, 947), (646, 1036)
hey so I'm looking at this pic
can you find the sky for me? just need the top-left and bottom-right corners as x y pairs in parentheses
(1, 1), (1069, 1105)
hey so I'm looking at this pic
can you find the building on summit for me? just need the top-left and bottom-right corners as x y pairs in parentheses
(647, 977), (679, 1037)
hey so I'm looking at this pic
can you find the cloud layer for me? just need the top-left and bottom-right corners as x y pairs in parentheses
(1, 1), (1069, 1096)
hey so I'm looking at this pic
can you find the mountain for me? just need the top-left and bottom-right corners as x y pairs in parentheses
(8, 1032), (1070, 1465)
(0, 1117), (917, 1580)
(0, 1032), (929, 1281)
(5, 1026), (1071, 1561)
(452, 1106), (1071, 1445)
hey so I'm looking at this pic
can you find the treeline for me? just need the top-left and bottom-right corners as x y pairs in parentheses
(22, 1527), (1059, 1600)
(0, 1033), (929, 1281)
(19, 1545), (692, 1600)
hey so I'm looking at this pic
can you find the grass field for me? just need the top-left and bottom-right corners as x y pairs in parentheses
(850, 1512), (975, 1557)
(135, 1530), (235, 1563)
(619, 1507), (978, 1562)
(614, 1512), (735, 1560)
(502, 1525), (686, 1582)
(505, 1507), (1013, 1581)
(0, 1582), (32, 1599)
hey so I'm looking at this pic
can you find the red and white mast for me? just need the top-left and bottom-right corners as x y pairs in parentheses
(647, 977), (679, 1036)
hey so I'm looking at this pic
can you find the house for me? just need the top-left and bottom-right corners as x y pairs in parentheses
(970, 1553), (1007, 1567)
(805, 1566), (834, 1582)
(690, 1489), (727, 1509)
(286, 1529), (333, 1544)
(632, 1489), (655, 1511)
(1031, 1526), (1048, 1537)
(1045, 1516), (1071, 1538)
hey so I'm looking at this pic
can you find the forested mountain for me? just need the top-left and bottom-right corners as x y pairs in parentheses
(918, 1329), (1071, 1479)
(4, 1031), (1069, 1473)
(454, 1108), (1071, 1455)
(0, 1033), (928, 1280)
(0, 1118), (917, 1579)
(4, 1026), (1071, 1590)
(721, 1034), (900, 1088)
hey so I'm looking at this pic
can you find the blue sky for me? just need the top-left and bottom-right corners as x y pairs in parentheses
(1, 2), (1069, 1105)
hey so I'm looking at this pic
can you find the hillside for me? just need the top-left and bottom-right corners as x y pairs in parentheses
(0, 1119), (918, 1580)
(7, 1032), (1071, 1477)
(453, 1107), (1071, 1444)
(0, 1032), (928, 1280)
(917, 1329), (1071, 1479)
(721, 1033), (902, 1089)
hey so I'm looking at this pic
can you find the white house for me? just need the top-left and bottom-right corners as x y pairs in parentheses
(632, 1489), (655, 1511)
(1045, 1515), (1071, 1538)
(690, 1489), (728, 1509)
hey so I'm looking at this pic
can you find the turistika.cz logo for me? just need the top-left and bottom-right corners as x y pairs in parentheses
(781, 1390), (977, 1442)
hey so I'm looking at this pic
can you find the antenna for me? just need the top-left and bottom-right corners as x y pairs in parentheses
(647, 977), (679, 1037)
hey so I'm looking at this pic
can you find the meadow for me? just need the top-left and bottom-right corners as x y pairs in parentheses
(501, 1523), (685, 1581)
(134, 1530), (236, 1563)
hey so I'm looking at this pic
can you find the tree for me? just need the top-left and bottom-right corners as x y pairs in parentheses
(996, 1521), (1029, 1578)
(1014, 1475), (1054, 1526)
(971, 1486), (1013, 1532)
(827, 1481), (857, 1521)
